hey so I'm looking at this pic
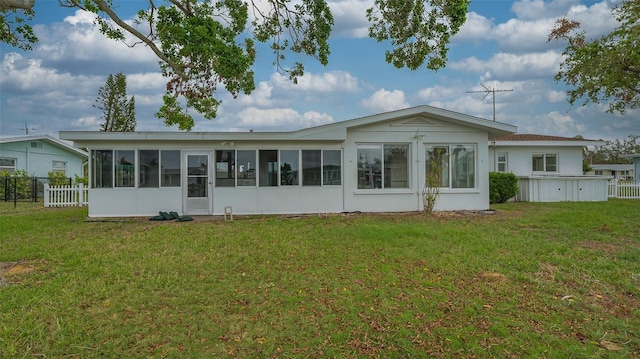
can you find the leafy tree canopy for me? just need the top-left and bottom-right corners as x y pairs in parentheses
(585, 135), (640, 164)
(549, 0), (640, 115)
(1, 0), (470, 131)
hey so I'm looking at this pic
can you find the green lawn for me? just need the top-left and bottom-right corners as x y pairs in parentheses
(1, 201), (639, 358)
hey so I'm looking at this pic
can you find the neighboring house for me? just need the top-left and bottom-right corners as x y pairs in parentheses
(586, 163), (634, 182)
(489, 134), (608, 202)
(621, 154), (640, 182)
(60, 105), (516, 217)
(0, 134), (88, 178)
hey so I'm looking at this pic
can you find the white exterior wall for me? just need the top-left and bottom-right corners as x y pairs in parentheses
(489, 145), (584, 176)
(344, 120), (490, 212)
(0, 140), (85, 178)
(85, 141), (345, 217)
(516, 176), (609, 202)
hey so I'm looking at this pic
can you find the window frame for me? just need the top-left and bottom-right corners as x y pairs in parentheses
(0, 157), (17, 174)
(496, 152), (508, 173)
(357, 143), (410, 190)
(532, 153), (558, 173)
(425, 144), (477, 190)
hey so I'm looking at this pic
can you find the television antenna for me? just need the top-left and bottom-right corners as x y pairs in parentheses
(21, 124), (37, 135)
(466, 84), (513, 121)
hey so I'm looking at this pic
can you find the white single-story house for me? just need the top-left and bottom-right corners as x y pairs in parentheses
(489, 134), (609, 202)
(0, 134), (88, 178)
(60, 105), (517, 217)
(587, 163), (634, 182)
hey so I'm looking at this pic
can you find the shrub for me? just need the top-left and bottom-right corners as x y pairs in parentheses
(489, 172), (519, 203)
(0, 170), (33, 200)
(47, 171), (71, 187)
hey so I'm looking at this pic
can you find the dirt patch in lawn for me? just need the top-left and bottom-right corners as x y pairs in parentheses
(0, 259), (44, 287)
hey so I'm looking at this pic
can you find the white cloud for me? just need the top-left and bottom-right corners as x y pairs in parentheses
(328, 0), (372, 38)
(271, 71), (360, 93)
(453, 12), (494, 44)
(450, 51), (563, 81)
(236, 107), (334, 130)
(361, 89), (409, 112)
(511, 0), (579, 21)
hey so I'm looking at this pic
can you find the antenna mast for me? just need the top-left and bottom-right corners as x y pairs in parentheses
(466, 84), (513, 121)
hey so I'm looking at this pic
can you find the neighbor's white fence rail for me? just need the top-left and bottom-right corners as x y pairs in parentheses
(44, 183), (88, 207)
(608, 180), (640, 199)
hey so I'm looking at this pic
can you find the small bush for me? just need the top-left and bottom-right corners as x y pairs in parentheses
(0, 170), (33, 200)
(489, 172), (519, 203)
(47, 171), (71, 187)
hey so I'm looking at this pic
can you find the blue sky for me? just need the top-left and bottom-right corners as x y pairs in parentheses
(1, 0), (637, 140)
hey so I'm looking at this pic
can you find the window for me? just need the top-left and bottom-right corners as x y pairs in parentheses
(323, 150), (341, 185)
(215, 150), (235, 187)
(496, 152), (508, 172)
(594, 170), (603, 175)
(115, 150), (135, 187)
(93, 150), (113, 188)
(237, 150), (256, 186)
(0, 157), (16, 174)
(161, 150), (180, 187)
(51, 160), (67, 175)
(280, 150), (299, 186)
(532, 153), (557, 172)
(139, 150), (159, 188)
(302, 150), (322, 186)
(357, 144), (409, 189)
(426, 146), (449, 187)
(259, 150), (278, 187)
(426, 144), (476, 189)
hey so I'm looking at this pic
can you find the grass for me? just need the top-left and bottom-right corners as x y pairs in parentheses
(0, 201), (639, 358)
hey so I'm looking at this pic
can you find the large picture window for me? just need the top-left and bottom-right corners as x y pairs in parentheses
(357, 144), (409, 189)
(426, 144), (475, 189)
(532, 153), (557, 172)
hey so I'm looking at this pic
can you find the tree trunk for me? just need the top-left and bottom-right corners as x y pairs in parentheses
(0, 0), (35, 10)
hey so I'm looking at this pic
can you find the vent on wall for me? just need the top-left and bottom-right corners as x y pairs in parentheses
(30, 141), (42, 148)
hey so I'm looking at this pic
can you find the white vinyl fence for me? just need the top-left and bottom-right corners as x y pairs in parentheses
(44, 183), (88, 207)
(608, 180), (640, 199)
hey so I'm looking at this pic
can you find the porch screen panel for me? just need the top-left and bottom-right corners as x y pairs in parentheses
(302, 150), (321, 186)
(383, 145), (409, 188)
(93, 150), (113, 188)
(161, 150), (180, 187)
(115, 150), (135, 187)
(451, 145), (475, 189)
(259, 150), (278, 187)
(323, 150), (341, 185)
(139, 150), (159, 188)
(187, 155), (208, 197)
(237, 150), (256, 186)
(216, 150), (235, 187)
(280, 150), (299, 186)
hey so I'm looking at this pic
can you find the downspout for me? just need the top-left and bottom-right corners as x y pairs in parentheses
(25, 145), (30, 174)
(414, 131), (425, 210)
